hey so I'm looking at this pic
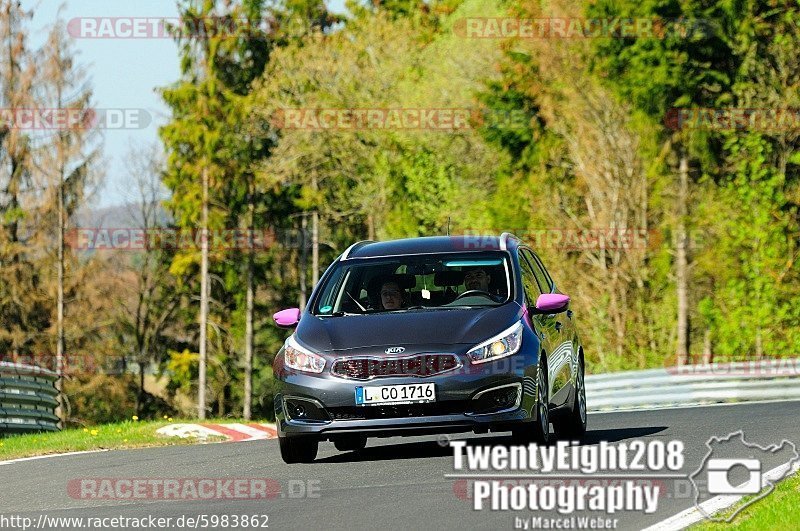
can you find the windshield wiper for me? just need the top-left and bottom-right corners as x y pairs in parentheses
(345, 292), (367, 312)
(320, 311), (360, 317)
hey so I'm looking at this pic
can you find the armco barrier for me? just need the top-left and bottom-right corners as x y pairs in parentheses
(0, 361), (60, 436)
(586, 358), (800, 411)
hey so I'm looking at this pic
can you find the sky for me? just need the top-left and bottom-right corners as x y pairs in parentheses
(23, 0), (346, 209)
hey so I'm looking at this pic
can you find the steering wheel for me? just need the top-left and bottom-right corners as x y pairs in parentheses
(453, 289), (495, 301)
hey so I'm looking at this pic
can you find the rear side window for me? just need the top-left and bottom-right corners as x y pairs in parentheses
(518, 252), (543, 305)
(529, 251), (554, 290)
(520, 248), (550, 294)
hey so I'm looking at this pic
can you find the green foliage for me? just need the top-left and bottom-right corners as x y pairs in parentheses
(65, 373), (176, 426)
(6, 0), (800, 429)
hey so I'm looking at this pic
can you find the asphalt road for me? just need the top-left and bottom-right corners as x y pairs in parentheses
(2, 401), (800, 530)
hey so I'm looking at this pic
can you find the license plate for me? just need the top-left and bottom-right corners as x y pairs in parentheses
(355, 383), (436, 406)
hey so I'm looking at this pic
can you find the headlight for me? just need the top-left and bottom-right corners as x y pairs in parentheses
(283, 335), (326, 373)
(467, 321), (523, 364)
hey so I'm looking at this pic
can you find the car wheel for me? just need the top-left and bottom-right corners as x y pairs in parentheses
(512, 358), (551, 445)
(556, 356), (587, 441)
(333, 435), (367, 453)
(278, 435), (319, 464)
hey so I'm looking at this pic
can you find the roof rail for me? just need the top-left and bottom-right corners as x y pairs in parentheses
(499, 232), (518, 251)
(340, 240), (374, 260)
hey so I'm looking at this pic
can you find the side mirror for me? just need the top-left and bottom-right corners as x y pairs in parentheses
(534, 293), (570, 313)
(273, 307), (301, 328)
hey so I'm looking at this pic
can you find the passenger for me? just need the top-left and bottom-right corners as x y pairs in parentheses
(379, 281), (405, 310)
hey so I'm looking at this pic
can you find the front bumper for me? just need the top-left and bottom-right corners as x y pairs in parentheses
(274, 357), (539, 440)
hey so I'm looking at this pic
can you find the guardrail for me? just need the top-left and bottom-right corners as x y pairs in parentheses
(586, 358), (800, 411)
(0, 361), (60, 436)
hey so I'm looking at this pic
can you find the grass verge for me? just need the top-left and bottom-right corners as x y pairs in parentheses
(693, 470), (800, 529)
(0, 418), (229, 460)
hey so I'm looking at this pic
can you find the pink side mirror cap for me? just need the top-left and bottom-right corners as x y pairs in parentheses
(273, 308), (301, 328)
(535, 293), (570, 313)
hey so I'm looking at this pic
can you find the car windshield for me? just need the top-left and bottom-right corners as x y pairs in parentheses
(313, 251), (512, 316)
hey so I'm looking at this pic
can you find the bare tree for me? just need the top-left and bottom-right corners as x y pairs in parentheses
(118, 144), (178, 414)
(35, 15), (98, 424)
(0, 0), (39, 360)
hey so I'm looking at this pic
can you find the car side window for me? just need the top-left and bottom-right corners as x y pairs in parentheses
(529, 251), (554, 289)
(518, 251), (543, 306)
(521, 249), (551, 294)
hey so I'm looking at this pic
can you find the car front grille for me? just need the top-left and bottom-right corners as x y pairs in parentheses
(330, 353), (460, 380)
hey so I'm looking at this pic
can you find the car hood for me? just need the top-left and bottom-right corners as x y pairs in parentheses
(294, 303), (524, 353)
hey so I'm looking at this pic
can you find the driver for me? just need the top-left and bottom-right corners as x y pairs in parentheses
(463, 268), (491, 293)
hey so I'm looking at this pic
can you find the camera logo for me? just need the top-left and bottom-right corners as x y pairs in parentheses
(689, 430), (799, 522)
(706, 458), (761, 495)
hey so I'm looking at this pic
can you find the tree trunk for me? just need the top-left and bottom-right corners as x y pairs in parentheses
(299, 214), (307, 310)
(755, 329), (763, 360)
(367, 213), (375, 240)
(243, 184), (254, 420)
(311, 174), (319, 288)
(198, 167), (209, 419)
(55, 78), (66, 428)
(702, 328), (712, 364)
(56, 156), (66, 428)
(676, 148), (690, 366)
(138, 360), (146, 416)
(312, 210), (319, 288)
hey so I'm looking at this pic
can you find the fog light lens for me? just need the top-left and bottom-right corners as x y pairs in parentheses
(284, 398), (329, 422)
(470, 383), (522, 414)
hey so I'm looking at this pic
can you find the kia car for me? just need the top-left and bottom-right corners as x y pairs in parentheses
(271, 234), (586, 463)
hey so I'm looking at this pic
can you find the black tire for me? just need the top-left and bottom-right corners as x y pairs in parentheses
(333, 435), (367, 453)
(555, 356), (587, 442)
(278, 435), (319, 464)
(512, 357), (551, 445)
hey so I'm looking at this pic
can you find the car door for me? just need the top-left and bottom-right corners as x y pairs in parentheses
(520, 248), (572, 407)
(517, 248), (558, 405)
